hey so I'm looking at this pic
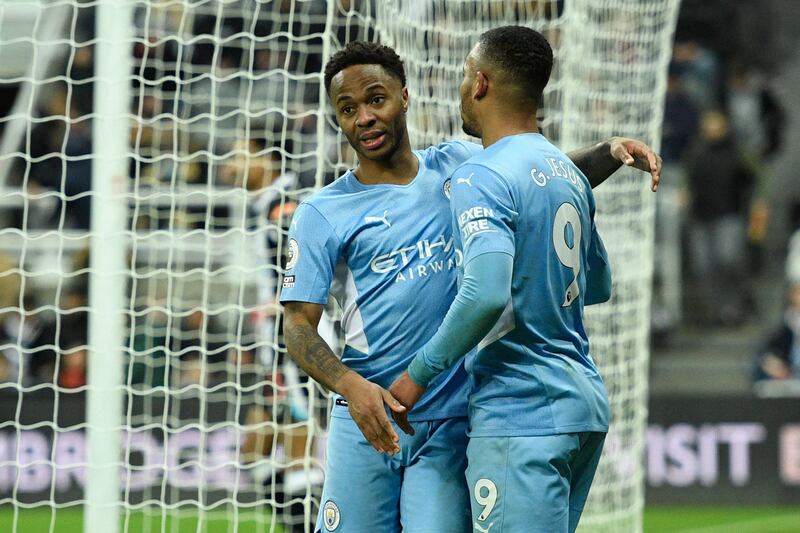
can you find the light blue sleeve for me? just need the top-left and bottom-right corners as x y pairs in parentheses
(453, 140), (484, 159)
(408, 252), (513, 386)
(450, 163), (518, 263)
(585, 224), (612, 305)
(278, 202), (341, 305)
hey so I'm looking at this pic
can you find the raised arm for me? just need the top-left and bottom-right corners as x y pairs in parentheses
(567, 137), (662, 191)
(283, 301), (405, 454)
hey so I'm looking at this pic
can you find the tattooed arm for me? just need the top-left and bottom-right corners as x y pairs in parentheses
(283, 301), (405, 454)
(567, 137), (662, 191)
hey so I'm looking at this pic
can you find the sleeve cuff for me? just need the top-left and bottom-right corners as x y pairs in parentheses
(408, 351), (440, 387)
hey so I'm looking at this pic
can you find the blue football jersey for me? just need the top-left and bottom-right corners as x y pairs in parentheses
(280, 140), (482, 421)
(449, 133), (611, 437)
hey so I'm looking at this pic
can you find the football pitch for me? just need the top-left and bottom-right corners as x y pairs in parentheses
(1, 506), (800, 532)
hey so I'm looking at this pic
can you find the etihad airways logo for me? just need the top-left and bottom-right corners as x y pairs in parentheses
(370, 234), (463, 283)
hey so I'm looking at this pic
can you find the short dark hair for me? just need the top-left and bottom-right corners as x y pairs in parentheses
(477, 26), (553, 103)
(324, 41), (406, 94)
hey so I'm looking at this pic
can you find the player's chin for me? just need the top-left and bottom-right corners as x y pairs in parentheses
(461, 120), (479, 139)
(358, 140), (396, 161)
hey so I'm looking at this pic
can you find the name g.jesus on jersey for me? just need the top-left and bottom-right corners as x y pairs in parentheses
(456, 155), (584, 245)
(371, 233), (463, 283)
(531, 157), (586, 192)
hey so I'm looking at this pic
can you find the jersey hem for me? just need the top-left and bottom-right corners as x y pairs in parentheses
(331, 404), (468, 422)
(467, 422), (609, 438)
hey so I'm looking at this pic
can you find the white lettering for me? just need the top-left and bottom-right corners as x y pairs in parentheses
(17, 431), (51, 492)
(717, 423), (765, 486)
(0, 428), (250, 494)
(165, 429), (201, 489)
(665, 424), (698, 486)
(0, 433), (12, 491)
(697, 424), (718, 486)
(647, 426), (666, 486)
(531, 168), (549, 187)
(416, 265), (428, 277)
(780, 425), (800, 485)
(537, 158), (584, 192)
(646, 423), (766, 488)
(547, 157), (562, 177)
(458, 207), (495, 226)
(372, 236), (455, 274)
(371, 255), (398, 274)
(206, 429), (239, 488)
(126, 431), (164, 490)
(54, 431), (86, 491)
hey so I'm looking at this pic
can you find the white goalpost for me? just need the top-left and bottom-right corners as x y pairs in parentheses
(0, 1), (679, 533)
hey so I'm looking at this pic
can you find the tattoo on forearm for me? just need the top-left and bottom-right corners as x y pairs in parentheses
(568, 142), (622, 189)
(284, 321), (348, 391)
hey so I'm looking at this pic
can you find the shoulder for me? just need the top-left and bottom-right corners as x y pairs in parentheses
(300, 173), (353, 216)
(417, 140), (483, 168)
(293, 195), (339, 238)
(449, 161), (515, 208)
(452, 158), (513, 189)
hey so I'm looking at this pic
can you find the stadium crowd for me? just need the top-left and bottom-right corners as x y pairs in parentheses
(0, 0), (797, 444)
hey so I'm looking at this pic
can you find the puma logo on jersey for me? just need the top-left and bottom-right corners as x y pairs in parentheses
(457, 173), (474, 187)
(365, 210), (391, 228)
(474, 522), (494, 533)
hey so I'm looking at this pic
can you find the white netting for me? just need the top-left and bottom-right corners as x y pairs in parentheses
(0, 1), (678, 532)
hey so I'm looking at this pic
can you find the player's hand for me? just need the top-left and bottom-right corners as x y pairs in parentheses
(337, 371), (405, 455)
(388, 371), (426, 436)
(609, 137), (663, 192)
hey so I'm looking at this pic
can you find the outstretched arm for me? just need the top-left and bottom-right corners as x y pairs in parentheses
(283, 301), (406, 454)
(389, 252), (513, 431)
(567, 137), (662, 191)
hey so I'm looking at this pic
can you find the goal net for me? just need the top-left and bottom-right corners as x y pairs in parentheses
(0, 1), (679, 532)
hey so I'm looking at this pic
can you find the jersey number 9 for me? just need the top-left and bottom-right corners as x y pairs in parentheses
(552, 202), (582, 307)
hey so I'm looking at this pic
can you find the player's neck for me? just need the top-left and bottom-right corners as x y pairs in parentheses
(353, 141), (419, 186)
(479, 107), (540, 148)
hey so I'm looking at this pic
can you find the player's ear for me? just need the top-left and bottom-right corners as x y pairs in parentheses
(401, 87), (409, 112)
(474, 72), (488, 100)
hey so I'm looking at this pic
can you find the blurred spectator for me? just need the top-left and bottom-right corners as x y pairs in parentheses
(176, 350), (206, 388)
(220, 137), (298, 196)
(69, 46), (94, 114)
(725, 62), (786, 161)
(0, 254), (21, 320)
(59, 339), (87, 389)
(652, 67), (700, 340)
(220, 137), (301, 367)
(241, 361), (322, 533)
(671, 39), (722, 110)
(226, 344), (259, 390)
(724, 63), (784, 276)
(786, 229), (800, 285)
(685, 110), (757, 325)
(126, 306), (169, 389)
(28, 104), (94, 230)
(1, 294), (56, 385)
(173, 309), (227, 385)
(0, 353), (10, 383)
(753, 283), (800, 383)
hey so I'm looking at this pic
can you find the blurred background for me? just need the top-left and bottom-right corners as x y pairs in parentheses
(0, 0), (798, 532)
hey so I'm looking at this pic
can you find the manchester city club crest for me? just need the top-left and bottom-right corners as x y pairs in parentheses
(286, 238), (299, 269)
(443, 177), (452, 199)
(323, 500), (340, 531)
